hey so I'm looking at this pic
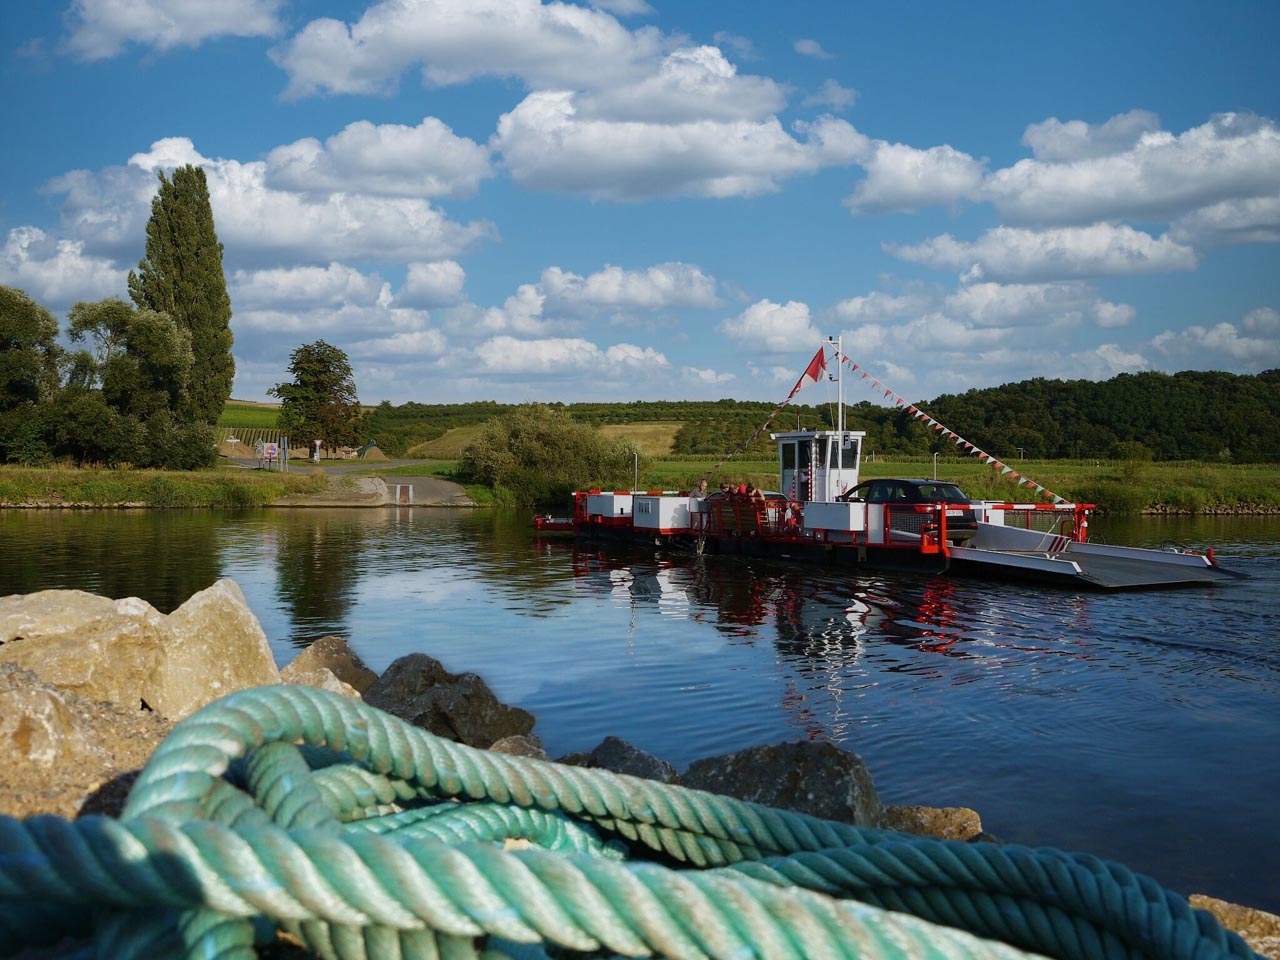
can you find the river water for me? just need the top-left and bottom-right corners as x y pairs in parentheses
(1, 507), (1277, 912)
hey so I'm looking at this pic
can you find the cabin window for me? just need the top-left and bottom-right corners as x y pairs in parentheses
(781, 443), (796, 470)
(798, 444), (811, 469)
(839, 439), (858, 468)
(813, 441), (827, 467)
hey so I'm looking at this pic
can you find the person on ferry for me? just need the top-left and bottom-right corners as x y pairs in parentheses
(690, 478), (709, 499)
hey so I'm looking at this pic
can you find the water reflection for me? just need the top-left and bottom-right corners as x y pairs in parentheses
(0, 509), (223, 612)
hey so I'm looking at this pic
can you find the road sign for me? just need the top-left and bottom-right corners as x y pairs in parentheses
(264, 442), (279, 461)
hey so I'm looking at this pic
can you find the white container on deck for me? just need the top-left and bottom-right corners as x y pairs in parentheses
(801, 501), (867, 543)
(633, 496), (692, 533)
(587, 493), (632, 518)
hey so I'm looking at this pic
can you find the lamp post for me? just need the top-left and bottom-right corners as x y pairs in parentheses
(633, 450), (639, 492)
(933, 451), (938, 479)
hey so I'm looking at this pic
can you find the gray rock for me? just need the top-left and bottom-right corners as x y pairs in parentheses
(682, 741), (884, 826)
(584, 736), (679, 783)
(0, 579), (279, 721)
(282, 635), (377, 694)
(883, 804), (983, 840)
(489, 734), (548, 759)
(363, 653), (534, 748)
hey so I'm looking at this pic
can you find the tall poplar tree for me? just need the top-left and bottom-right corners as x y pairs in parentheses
(128, 164), (234, 425)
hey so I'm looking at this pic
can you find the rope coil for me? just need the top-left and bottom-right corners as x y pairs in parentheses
(0, 684), (1261, 960)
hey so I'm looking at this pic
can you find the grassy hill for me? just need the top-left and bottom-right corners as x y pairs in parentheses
(598, 421), (680, 456)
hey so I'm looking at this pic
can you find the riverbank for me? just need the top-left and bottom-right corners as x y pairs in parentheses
(0, 464), (476, 508)
(2, 579), (1277, 959)
(2, 460), (1279, 513)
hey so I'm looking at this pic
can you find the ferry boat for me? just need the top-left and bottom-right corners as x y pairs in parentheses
(535, 342), (1241, 591)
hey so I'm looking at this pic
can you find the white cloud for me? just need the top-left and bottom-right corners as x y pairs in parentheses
(793, 38), (832, 60)
(541, 262), (719, 309)
(803, 79), (857, 112)
(1068, 343), (1149, 379)
(846, 141), (986, 214)
(887, 224), (1197, 282)
(682, 366), (734, 385)
(1170, 194), (1280, 247)
(271, 0), (664, 99)
(265, 118), (493, 198)
(495, 92), (866, 200)
(47, 137), (495, 267)
(832, 290), (930, 323)
(1021, 109), (1162, 162)
(399, 261), (467, 307)
(471, 335), (668, 375)
(0, 226), (126, 309)
(589, 0), (653, 15)
(347, 329), (448, 360)
(65, 0), (283, 60)
(945, 281), (1135, 328)
(576, 46), (785, 123)
(712, 31), (756, 61)
(718, 299), (820, 352)
(987, 112), (1280, 225)
(1152, 307), (1280, 368)
(230, 262), (387, 311)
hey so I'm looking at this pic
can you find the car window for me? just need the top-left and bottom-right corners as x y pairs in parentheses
(915, 483), (969, 504)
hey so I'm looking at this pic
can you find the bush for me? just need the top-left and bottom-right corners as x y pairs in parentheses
(461, 404), (643, 505)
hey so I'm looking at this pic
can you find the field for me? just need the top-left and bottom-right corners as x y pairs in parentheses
(406, 424), (489, 458)
(218, 400), (281, 429)
(598, 421), (680, 457)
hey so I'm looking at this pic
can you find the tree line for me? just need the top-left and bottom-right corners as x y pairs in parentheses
(1, 166), (234, 468)
(360, 369), (1280, 463)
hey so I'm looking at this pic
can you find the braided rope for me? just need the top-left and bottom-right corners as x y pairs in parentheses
(0, 684), (1261, 960)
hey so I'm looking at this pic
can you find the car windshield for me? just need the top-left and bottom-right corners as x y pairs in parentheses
(914, 483), (970, 504)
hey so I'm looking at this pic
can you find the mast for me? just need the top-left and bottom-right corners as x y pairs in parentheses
(833, 335), (844, 436)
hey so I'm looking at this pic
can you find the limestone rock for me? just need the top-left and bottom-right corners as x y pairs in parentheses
(0, 663), (170, 819)
(156, 579), (279, 718)
(282, 635), (377, 694)
(0, 677), (99, 768)
(0, 579), (280, 720)
(883, 804), (984, 841)
(363, 653), (534, 748)
(1189, 895), (1280, 960)
(281, 665), (360, 699)
(682, 741), (884, 826)
(583, 736), (678, 783)
(0, 590), (168, 709)
(489, 734), (549, 760)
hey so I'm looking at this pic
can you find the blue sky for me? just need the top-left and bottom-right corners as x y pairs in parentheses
(2, 1), (1278, 406)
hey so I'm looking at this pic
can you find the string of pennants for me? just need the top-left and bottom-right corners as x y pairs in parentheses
(702, 343), (1064, 505)
(832, 349), (1066, 504)
(699, 346), (828, 481)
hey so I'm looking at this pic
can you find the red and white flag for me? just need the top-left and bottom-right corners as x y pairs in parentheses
(787, 346), (827, 399)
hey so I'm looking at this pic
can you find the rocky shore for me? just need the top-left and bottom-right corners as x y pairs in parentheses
(2, 579), (1276, 959)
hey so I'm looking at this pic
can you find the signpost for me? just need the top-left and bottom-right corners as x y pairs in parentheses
(313, 439), (322, 463)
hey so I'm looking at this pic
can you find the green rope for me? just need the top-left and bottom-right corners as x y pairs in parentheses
(0, 685), (1262, 960)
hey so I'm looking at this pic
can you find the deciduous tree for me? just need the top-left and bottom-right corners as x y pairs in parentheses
(269, 340), (365, 453)
(128, 164), (234, 425)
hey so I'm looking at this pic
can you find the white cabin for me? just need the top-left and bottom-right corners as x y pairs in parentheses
(771, 429), (865, 503)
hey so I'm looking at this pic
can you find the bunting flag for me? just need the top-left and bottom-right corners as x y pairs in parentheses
(702, 343), (831, 483)
(787, 346), (827, 400)
(832, 351), (1068, 504)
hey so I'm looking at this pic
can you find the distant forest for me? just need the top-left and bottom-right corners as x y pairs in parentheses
(364, 369), (1280, 462)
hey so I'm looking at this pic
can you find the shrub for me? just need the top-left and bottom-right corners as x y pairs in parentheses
(461, 404), (643, 505)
